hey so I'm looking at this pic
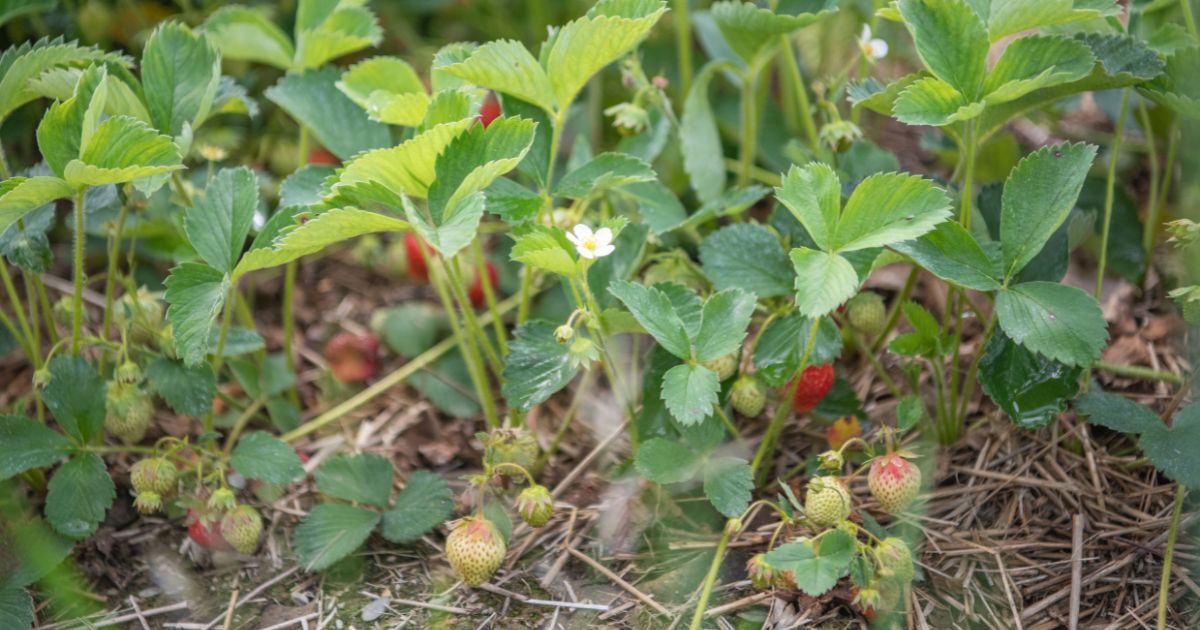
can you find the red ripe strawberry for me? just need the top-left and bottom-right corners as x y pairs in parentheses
(789, 363), (835, 413)
(479, 95), (501, 128)
(868, 453), (921, 514)
(307, 147), (339, 166)
(186, 507), (232, 551)
(404, 233), (431, 283)
(324, 332), (380, 384)
(746, 553), (776, 589)
(468, 260), (500, 309)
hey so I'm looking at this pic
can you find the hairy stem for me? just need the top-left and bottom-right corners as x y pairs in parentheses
(1095, 88), (1130, 300)
(779, 34), (820, 153)
(1157, 484), (1187, 630)
(689, 523), (734, 630)
(673, 0), (693, 98)
(70, 190), (87, 355)
(751, 316), (820, 484)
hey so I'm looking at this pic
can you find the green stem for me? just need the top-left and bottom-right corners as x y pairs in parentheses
(1136, 99), (1160, 269)
(1157, 484), (1187, 630)
(779, 34), (820, 154)
(0, 301), (32, 361)
(929, 358), (953, 444)
(689, 523), (733, 630)
(959, 120), (978, 230)
(430, 259), (500, 427)
(737, 66), (762, 188)
(870, 266), (919, 354)
(519, 111), (567, 325)
(101, 200), (130, 369)
(0, 139), (10, 179)
(536, 370), (594, 473)
(1093, 360), (1183, 384)
(673, 0), (693, 98)
(70, 190), (87, 355)
(837, 314), (903, 400)
(751, 316), (820, 485)
(1096, 88), (1130, 300)
(0, 263), (34, 358)
(1146, 120), (1179, 278)
(956, 313), (997, 424)
(222, 399), (266, 457)
(281, 293), (525, 443)
(282, 260), (298, 397)
(34, 275), (58, 346)
(1180, 0), (1199, 38)
(446, 257), (503, 380)
(472, 240), (507, 356)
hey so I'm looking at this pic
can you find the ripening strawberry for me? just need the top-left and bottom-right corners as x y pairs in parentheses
(515, 484), (553, 528)
(105, 381), (153, 443)
(846, 291), (886, 337)
(730, 375), (766, 417)
(868, 453), (921, 514)
(804, 476), (852, 527)
(446, 516), (506, 587)
(875, 537), (914, 582)
(307, 147), (339, 166)
(186, 507), (231, 551)
(789, 363), (835, 413)
(479, 94), (501, 128)
(826, 416), (863, 450)
(404, 233), (431, 283)
(702, 353), (738, 381)
(746, 553), (776, 589)
(219, 505), (263, 555)
(468, 260), (500, 309)
(323, 332), (380, 384)
(131, 457), (177, 495)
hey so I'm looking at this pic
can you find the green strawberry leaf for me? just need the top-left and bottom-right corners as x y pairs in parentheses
(294, 0), (382, 70)
(440, 40), (556, 115)
(1075, 390), (1163, 435)
(42, 356), (106, 444)
(316, 454), (394, 508)
(0, 589), (32, 630)
(892, 77), (983, 126)
(833, 172), (952, 252)
(502, 321), (580, 412)
(1133, 402), (1200, 489)
(700, 223), (794, 298)
(235, 208), (410, 279)
(35, 63), (107, 179)
(634, 437), (699, 484)
(693, 288), (756, 363)
(163, 262), (230, 366)
(763, 529), (855, 596)
(897, 0), (988, 98)
(185, 167), (258, 274)
(230, 431), (304, 484)
(0, 175), (73, 237)
(680, 61), (734, 204)
(775, 163), (841, 252)
(336, 56), (430, 126)
(0, 36), (128, 124)
(996, 282), (1107, 367)
(202, 5), (295, 70)
(0, 415), (72, 480)
(381, 471), (454, 543)
(661, 363), (720, 426)
(711, 0), (835, 65)
(978, 330), (1082, 429)
(64, 115), (183, 188)
(982, 35), (1095, 105)
(703, 456), (753, 517)
(294, 503), (380, 571)
(980, 0), (1119, 42)
(553, 152), (656, 199)
(45, 453), (114, 539)
(889, 221), (1001, 291)
(789, 248), (858, 318)
(141, 22), (221, 138)
(145, 357), (216, 417)
(1139, 46), (1200, 120)
(265, 68), (391, 161)
(609, 280), (693, 360)
(999, 142), (1096, 280)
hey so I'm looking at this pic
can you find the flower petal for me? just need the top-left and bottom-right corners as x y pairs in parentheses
(869, 39), (888, 60)
(593, 227), (613, 247)
(577, 246), (596, 260)
(595, 244), (616, 258)
(860, 24), (871, 42)
(572, 224), (594, 241)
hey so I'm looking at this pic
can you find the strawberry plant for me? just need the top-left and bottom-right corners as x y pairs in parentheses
(1, 0), (1198, 627)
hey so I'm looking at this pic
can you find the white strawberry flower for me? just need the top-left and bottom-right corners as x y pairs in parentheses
(859, 24), (889, 62)
(566, 224), (615, 260)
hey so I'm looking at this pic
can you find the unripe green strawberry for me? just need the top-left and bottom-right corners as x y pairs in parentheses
(804, 476), (852, 527)
(115, 361), (143, 384)
(105, 381), (153, 444)
(730, 375), (766, 417)
(115, 288), (164, 347)
(515, 484), (553, 528)
(134, 491), (163, 514)
(486, 429), (539, 477)
(219, 505), (262, 555)
(208, 487), (237, 512)
(846, 291), (886, 337)
(446, 516), (506, 587)
(130, 457), (177, 495)
(875, 537), (914, 582)
(868, 453), (921, 514)
(746, 553), (776, 589)
(702, 353), (738, 381)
